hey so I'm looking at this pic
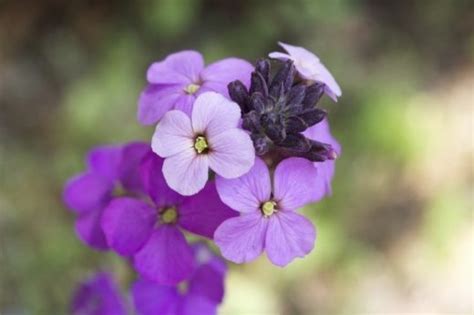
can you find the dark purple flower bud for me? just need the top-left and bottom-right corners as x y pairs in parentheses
(228, 80), (250, 112)
(302, 82), (325, 108)
(277, 133), (311, 152)
(242, 110), (261, 131)
(250, 71), (269, 96)
(269, 60), (294, 98)
(298, 108), (327, 126)
(251, 134), (272, 155)
(255, 59), (270, 83)
(287, 84), (306, 108)
(250, 92), (267, 113)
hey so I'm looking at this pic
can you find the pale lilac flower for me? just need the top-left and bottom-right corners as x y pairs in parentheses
(214, 157), (318, 267)
(101, 151), (236, 285)
(63, 142), (149, 250)
(303, 117), (342, 201)
(132, 244), (226, 315)
(70, 272), (126, 315)
(152, 91), (255, 196)
(269, 42), (341, 101)
(138, 50), (253, 125)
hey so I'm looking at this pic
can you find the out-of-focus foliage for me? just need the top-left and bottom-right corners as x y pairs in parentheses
(0, 0), (472, 314)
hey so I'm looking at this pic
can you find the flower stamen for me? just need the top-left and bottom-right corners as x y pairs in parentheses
(161, 207), (178, 224)
(194, 136), (209, 154)
(184, 83), (200, 94)
(261, 200), (277, 217)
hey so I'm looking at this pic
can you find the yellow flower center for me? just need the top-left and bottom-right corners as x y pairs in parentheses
(261, 201), (277, 217)
(177, 281), (189, 294)
(194, 136), (209, 154)
(161, 207), (178, 224)
(184, 83), (200, 94)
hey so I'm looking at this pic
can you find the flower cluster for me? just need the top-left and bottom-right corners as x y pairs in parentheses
(64, 42), (341, 314)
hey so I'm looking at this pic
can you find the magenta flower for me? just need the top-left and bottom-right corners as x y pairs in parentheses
(269, 42), (341, 101)
(132, 243), (226, 315)
(63, 142), (149, 250)
(214, 157), (318, 267)
(138, 50), (253, 125)
(101, 151), (236, 285)
(70, 272), (126, 315)
(303, 117), (342, 201)
(152, 91), (255, 196)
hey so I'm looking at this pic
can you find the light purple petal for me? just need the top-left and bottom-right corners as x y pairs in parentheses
(71, 272), (126, 315)
(208, 129), (255, 179)
(265, 211), (316, 267)
(215, 157), (270, 213)
(137, 84), (183, 125)
(267, 51), (292, 60)
(63, 172), (112, 214)
(87, 145), (123, 182)
(174, 94), (196, 117)
(178, 295), (218, 315)
(162, 150), (209, 196)
(132, 279), (179, 315)
(118, 142), (150, 193)
(312, 62), (342, 101)
(188, 263), (225, 304)
(214, 212), (268, 264)
(101, 197), (156, 256)
(191, 92), (242, 135)
(179, 181), (238, 238)
(278, 41), (320, 63)
(134, 226), (195, 285)
(139, 151), (184, 207)
(75, 209), (108, 250)
(303, 118), (341, 200)
(147, 50), (204, 84)
(273, 157), (319, 210)
(151, 110), (194, 158)
(200, 58), (254, 96)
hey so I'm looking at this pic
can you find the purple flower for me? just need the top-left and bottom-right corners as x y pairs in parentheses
(63, 142), (150, 250)
(101, 151), (237, 285)
(303, 117), (341, 201)
(214, 157), (319, 267)
(70, 272), (126, 315)
(132, 244), (226, 315)
(269, 42), (341, 101)
(138, 50), (254, 125)
(152, 91), (255, 196)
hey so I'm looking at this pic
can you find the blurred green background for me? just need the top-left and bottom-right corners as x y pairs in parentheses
(0, 0), (473, 314)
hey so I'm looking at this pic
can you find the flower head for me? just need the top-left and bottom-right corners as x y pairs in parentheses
(269, 42), (341, 101)
(138, 50), (254, 125)
(63, 142), (149, 249)
(214, 157), (319, 267)
(132, 243), (227, 315)
(101, 151), (237, 285)
(152, 91), (255, 196)
(228, 58), (337, 162)
(70, 272), (126, 315)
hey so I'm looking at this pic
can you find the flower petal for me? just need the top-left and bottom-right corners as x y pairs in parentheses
(178, 295), (218, 315)
(208, 128), (255, 179)
(147, 50), (204, 84)
(215, 157), (270, 213)
(214, 212), (268, 264)
(118, 142), (150, 193)
(151, 110), (194, 158)
(137, 84), (182, 125)
(188, 262), (226, 304)
(179, 181), (238, 238)
(134, 226), (195, 285)
(101, 197), (156, 256)
(87, 145), (123, 182)
(132, 279), (179, 315)
(303, 118), (341, 201)
(162, 150), (209, 196)
(200, 58), (254, 96)
(278, 41), (320, 63)
(63, 172), (112, 214)
(273, 157), (319, 210)
(71, 272), (126, 315)
(139, 151), (184, 207)
(265, 211), (316, 267)
(75, 209), (109, 250)
(174, 94), (196, 117)
(191, 92), (242, 135)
